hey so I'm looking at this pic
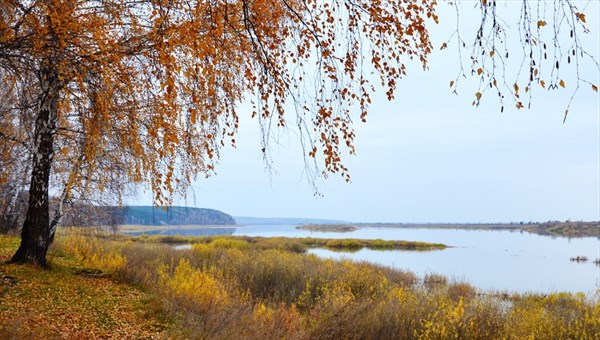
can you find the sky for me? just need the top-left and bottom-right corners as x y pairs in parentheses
(133, 2), (600, 223)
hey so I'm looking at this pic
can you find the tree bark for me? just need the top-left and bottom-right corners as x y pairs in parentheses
(10, 66), (60, 268)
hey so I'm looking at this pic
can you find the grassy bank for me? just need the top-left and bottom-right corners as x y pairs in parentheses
(2, 231), (599, 339)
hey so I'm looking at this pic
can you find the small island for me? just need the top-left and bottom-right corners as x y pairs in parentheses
(296, 224), (359, 233)
(128, 234), (448, 252)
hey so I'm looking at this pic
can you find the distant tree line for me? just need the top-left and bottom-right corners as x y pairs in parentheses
(0, 201), (235, 233)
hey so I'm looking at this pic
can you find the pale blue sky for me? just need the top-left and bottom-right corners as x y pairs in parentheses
(134, 2), (600, 223)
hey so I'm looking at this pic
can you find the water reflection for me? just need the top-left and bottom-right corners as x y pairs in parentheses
(127, 227), (235, 237)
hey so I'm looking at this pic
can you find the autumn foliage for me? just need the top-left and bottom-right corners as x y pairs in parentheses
(1, 0), (437, 202)
(0, 0), (441, 265)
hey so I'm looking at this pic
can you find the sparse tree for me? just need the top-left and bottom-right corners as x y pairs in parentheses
(0, 0), (596, 267)
(0, 69), (34, 233)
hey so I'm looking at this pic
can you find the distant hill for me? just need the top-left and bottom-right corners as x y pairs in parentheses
(63, 206), (236, 226)
(120, 206), (236, 226)
(234, 216), (349, 225)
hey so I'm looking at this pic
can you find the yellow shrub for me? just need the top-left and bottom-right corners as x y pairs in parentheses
(159, 258), (229, 310)
(86, 252), (126, 272)
(55, 233), (96, 260)
(211, 238), (249, 249)
(54, 232), (126, 273)
(253, 303), (273, 322)
(418, 297), (466, 339)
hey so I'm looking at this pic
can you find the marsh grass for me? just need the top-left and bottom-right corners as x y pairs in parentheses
(126, 234), (447, 252)
(2, 230), (599, 339)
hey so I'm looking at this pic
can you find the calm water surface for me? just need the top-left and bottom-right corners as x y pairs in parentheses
(132, 225), (600, 294)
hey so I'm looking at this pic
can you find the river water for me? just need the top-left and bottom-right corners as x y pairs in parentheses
(130, 224), (600, 294)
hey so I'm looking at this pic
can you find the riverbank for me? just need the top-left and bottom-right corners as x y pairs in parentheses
(355, 221), (599, 238)
(1, 231), (598, 339)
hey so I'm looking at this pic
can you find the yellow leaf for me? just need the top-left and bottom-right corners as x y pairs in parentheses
(540, 80), (546, 88)
(440, 42), (448, 50)
(593, 84), (598, 92)
(490, 50), (495, 57)
(513, 83), (519, 92)
(477, 68), (483, 75)
(475, 92), (482, 100)
(537, 20), (547, 28)
(449, 80), (455, 87)
(576, 13), (586, 23)
(559, 79), (565, 88)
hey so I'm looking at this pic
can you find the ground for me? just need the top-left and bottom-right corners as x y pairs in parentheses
(0, 236), (168, 339)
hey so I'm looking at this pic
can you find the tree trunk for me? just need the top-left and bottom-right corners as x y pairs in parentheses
(10, 67), (60, 268)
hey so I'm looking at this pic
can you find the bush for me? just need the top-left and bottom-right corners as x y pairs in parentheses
(210, 238), (250, 249)
(325, 239), (362, 249)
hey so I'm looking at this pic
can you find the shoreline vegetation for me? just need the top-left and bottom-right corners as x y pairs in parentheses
(129, 234), (448, 252)
(1, 230), (598, 339)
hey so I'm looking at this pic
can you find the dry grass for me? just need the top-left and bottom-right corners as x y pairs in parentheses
(2, 230), (599, 339)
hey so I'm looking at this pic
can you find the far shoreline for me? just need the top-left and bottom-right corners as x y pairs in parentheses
(98, 220), (599, 238)
(351, 222), (600, 238)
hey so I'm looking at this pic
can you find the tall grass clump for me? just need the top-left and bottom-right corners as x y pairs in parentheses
(210, 237), (250, 249)
(51, 229), (126, 273)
